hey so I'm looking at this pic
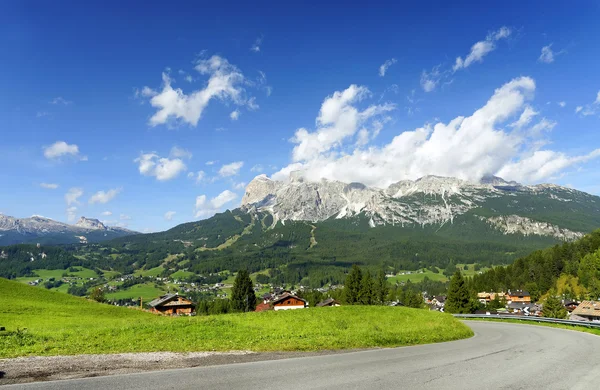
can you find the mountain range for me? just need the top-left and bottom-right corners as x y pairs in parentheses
(0, 215), (137, 245)
(3, 174), (600, 286)
(241, 173), (599, 240)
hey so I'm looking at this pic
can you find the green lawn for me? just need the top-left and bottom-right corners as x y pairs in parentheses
(105, 283), (166, 301)
(170, 270), (195, 280)
(387, 269), (448, 284)
(100, 270), (121, 279)
(134, 266), (165, 277)
(0, 278), (473, 359)
(66, 266), (98, 279)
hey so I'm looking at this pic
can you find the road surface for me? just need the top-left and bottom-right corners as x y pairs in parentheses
(6, 321), (600, 389)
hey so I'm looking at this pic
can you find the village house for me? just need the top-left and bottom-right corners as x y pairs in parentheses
(477, 292), (506, 304)
(563, 300), (580, 313)
(316, 298), (340, 307)
(506, 290), (531, 303)
(571, 301), (600, 322)
(432, 295), (446, 308)
(148, 293), (195, 316)
(271, 293), (307, 310)
(254, 302), (272, 312)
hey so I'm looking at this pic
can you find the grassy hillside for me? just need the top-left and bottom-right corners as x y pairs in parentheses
(0, 278), (472, 358)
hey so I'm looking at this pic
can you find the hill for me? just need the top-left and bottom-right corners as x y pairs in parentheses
(0, 278), (472, 358)
(97, 172), (600, 288)
(0, 215), (137, 246)
(2, 175), (599, 289)
(469, 229), (600, 301)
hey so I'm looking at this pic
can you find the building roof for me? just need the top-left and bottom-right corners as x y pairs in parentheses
(148, 293), (192, 308)
(507, 290), (530, 297)
(316, 298), (339, 307)
(271, 293), (307, 305)
(572, 301), (600, 318)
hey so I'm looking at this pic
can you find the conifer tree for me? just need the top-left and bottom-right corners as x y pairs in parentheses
(375, 269), (390, 305)
(445, 271), (471, 314)
(231, 269), (257, 312)
(543, 292), (567, 319)
(359, 271), (374, 305)
(343, 264), (363, 304)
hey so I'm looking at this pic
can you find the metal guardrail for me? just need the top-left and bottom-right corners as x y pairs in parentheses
(453, 314), (600, 329)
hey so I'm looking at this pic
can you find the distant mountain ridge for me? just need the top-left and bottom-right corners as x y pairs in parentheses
(0, 214), (137, 245)
(241, 173), (600, 240)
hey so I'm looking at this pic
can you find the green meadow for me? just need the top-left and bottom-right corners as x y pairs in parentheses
(0, 278), (472, 358)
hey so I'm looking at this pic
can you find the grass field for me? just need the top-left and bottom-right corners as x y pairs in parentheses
(387, 264), (490, 284)
(105, 283), (166, 301)
(170, 270), (195, 280)
(387, 269), (448, 284)
(134, 266), (165, 277)
(0, 278), (473, 358)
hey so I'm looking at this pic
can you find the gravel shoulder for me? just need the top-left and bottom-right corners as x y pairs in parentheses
(0, 350), (356, 385)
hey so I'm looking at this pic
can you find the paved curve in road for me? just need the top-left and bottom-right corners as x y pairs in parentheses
(6, 321), (600, 390)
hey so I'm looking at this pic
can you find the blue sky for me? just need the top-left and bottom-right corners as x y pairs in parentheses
(2, 1), (600, 232)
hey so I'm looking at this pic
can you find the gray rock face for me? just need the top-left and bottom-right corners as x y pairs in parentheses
(0, 214), (137, 244)
(241, 174), (599, 241)
(480, 215), (584, 241)
(75, 217), (107, 230)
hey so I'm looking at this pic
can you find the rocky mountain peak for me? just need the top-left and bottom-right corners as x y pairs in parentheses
(238, 173), (595, 241)
(75, 217), (107, 230)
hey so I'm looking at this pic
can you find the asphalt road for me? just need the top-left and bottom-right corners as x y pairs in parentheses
(6, 321), (600, 390)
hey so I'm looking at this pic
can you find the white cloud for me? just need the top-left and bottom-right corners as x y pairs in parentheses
(36, 111), (50, 118)
(206, 160), (217, 165)
(575, 90), (600, 116)
(135, 152), (187, 181)
(101, 211), (112, 216)
(65, 187), (83, 223)
(43, 141), (86, 160)
(50, 97), (72, 105)
(66, 206), (78, 223)
(141, 55), (257, 127)
(219, 161), (244, 177)
(250, 164), (264, 173)
(558, 101), (566, 108)
(164, 211), (176, 221)
(211, 190), (238, 208)
(250, 36), (263, 52)
(230, 110), (240, 121)
(232, 181), (246, 190)
(89, 188), (121, 204)
(420, 66), (442, 92)
(187, 170), (205, 183)
(497, 149), (600, 183)
(65, 188), (84, 206)
(170, 146), (193, 159)
(538, 44), (565, 64)
(40, 183), (59, 189)
(195, 190), (238, 218)
(272, 76), (600, 186)
(453, 26), (511, 71)
(509, 106), (538, 129)
(379, 58), (397, 77)
(290, 85), (395, 162)
(539, 44), (555, 63)
(120, 214), (131, 220)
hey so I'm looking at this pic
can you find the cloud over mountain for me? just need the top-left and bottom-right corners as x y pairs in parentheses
(273, 77), (600, 187)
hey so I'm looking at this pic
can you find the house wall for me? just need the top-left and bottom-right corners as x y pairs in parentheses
(274, 305), (305, 311)
(273, 297), (306, 310)
(509, 296), (531, 303)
